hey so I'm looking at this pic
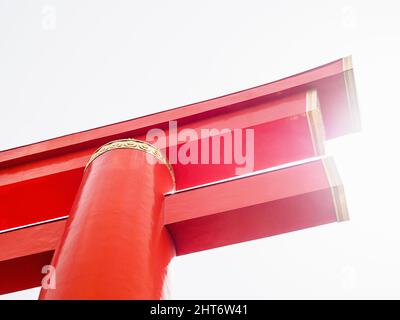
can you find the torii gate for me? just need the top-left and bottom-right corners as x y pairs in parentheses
(0, 57), (360, 299)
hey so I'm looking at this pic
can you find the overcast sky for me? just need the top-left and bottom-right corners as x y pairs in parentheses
(1, 0), (400, 299)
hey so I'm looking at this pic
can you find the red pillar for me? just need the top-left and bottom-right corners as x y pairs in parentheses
(39, 139), (175, 299)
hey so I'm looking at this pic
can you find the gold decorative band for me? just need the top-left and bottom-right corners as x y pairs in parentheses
(85, 138), (175, 188)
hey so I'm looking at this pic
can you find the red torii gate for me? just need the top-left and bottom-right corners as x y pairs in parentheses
(0, 57), (360, 299)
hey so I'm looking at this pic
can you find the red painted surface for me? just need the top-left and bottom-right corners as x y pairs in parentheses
(0, 58), (358, 232)
(165, 158), (340, 255)
(0, 57), (359, 296)
(39, 148), (174, 299)
(170, 92), (318, 189)
(0, 92), (317, 230)
(0, 251), (53, 295)
(317, 74), (357, 138)
(169, 190), (337, 255)
(0, 91), (315, 230)
(0, 220), (65, 262)
(0, 158), (344, 294)
(0, 169), (82, 230)
(0, 221), (65, 295)
(0, 57), (349, 167)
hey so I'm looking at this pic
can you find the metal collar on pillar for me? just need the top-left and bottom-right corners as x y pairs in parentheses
(85, 138), (176, 189)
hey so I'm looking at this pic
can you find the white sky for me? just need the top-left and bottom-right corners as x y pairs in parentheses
(1, 0), (400, 299)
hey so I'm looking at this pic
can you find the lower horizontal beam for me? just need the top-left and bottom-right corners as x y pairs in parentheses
(164, 157), (347, 255)
(0, 157), (347, 294)
(0, 219), (66, 295)
(0, 251), (54, 295)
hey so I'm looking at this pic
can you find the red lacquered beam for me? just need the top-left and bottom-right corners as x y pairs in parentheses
(0, 157), (347, 294)
(165, 157), (348, 255)
(0, 169), (82, 230)
(0, 57), (358, 231)
(0, 219), (66, 295)
(0, 251), (54, 295)
(0, 88), (325, 230)
(0, 56), (358, 168)
(0, 57), (358, 185)
(0, 219), (65, 262)
(171, 89), (325, 189)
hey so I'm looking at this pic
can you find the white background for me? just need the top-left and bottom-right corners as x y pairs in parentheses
(1, 0), (400, 299)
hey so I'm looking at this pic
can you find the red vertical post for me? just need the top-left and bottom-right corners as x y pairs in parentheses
(39, 139), (175, 299)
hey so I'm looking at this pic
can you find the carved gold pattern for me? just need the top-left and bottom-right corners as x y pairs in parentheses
(85, 139), (175, 188)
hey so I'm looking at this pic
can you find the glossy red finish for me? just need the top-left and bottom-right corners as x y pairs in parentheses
(0, 220), (65, 295)
(0, 251), (54, 295)
(0, 219), (66, 294)
(172, 91), (317, 189)
(0, 91), (315, 230)
(39, 148), (174, 299)
(0, 57), (350, 166)
(0, 57), (359, 295)
(165, 158), (342, 255)
(0, 57), (359, 231)
(0, 158), (345, 294)
(0, 169), (83, 230)
(0, 220), (65, 262)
